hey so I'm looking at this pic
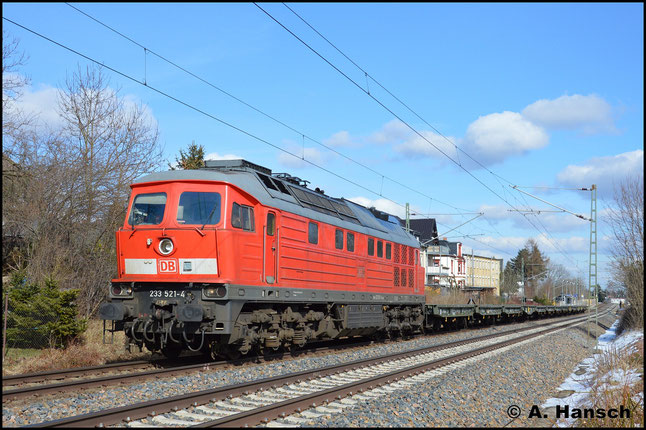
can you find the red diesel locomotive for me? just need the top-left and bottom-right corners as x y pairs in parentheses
(100, 159), (425, 358)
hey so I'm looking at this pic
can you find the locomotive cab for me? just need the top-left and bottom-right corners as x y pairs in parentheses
(100, 176), (263, 357)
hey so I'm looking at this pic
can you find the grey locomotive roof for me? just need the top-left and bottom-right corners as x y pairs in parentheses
(134, 163), (420, 248)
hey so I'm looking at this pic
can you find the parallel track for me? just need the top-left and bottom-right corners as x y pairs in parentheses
(4, 308), (609, 404)
(31, 313), (600, 428)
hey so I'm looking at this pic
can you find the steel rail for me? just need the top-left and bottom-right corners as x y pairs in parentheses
(2, 338), (378, 401)
(31, 312), (594, 428)
(2, 359), (154, 387)
(194, 322), (579, 427)
(4, 309), (605, 402)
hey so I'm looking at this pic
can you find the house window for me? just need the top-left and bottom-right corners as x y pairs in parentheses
(308, 222), (318, 244)
(335, 229), (343, 250)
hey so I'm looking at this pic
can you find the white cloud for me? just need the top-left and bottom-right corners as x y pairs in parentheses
(479, 204), (511, 221)
(461, 111), (549, 166)
(534, 233), (589, 254)
(481, 203), (589, 233)
(522, 94), (616, 134)
(556, 150), (643, 198)
(468, 235), (530, 255)
(277, 145), (325, 169)
(13, 83), (62, 129)
(323, 130), (356, 147)
(464, 234), (589, 261)
(347, 196), (407, 219)
(381, 112), (548, 167)
(368, 119), (411, 145)
(394, 130), (459, 160)
(204, 152), (243, 160)
(10, 81), (159, 133)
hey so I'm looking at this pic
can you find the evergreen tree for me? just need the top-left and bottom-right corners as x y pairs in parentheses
(503, 239), (549, 299)
(170, 141), (205, 170)
(4, 272), (87, 348)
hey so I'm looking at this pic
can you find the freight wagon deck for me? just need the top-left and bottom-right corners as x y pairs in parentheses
(424, 304), (586, 331)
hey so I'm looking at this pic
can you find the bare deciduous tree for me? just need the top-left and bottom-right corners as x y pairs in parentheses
(3, 61), (163, 317)
(605, 174), (644, 331)
(538, 262), (571, 300)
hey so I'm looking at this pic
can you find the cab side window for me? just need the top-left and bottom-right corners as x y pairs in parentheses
(368, 238), (375, 256)
(232, 202), (255, 231)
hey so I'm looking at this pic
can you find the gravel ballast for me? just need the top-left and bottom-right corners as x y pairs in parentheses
(2, 315), (607, 427)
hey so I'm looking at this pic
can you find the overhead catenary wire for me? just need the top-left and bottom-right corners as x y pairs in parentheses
(67, 1), (578, 267)
(4, 11), (582, 264)
(280, 3), (519, 189)
(3, 16), (524, 259)
(63, 2), (474, 216)
(257, 3), (583, 266)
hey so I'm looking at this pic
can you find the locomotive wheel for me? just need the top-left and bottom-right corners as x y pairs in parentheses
(161, 345), (182, 359)
(209, 342), (241, 360)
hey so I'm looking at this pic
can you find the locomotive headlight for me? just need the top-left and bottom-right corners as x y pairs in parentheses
(159, 238), (174, 255)
(110, 283), (134, 298)
(203, 285), (227, 299)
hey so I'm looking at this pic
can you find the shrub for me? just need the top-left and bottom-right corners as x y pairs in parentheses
(4, 271), (87, 349)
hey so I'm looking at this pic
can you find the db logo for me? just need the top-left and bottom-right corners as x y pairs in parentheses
(158, 259), (178, 273)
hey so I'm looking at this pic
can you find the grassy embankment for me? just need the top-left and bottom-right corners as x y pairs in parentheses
(2, 319), (149, 376)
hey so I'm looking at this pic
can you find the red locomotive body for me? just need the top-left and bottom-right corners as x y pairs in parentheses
(101, 160), (425, 358)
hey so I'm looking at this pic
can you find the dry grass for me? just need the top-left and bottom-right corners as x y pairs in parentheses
(2, 319), (150, 376)
(618, 304), (644, 336)
(577, 335), (644, 427)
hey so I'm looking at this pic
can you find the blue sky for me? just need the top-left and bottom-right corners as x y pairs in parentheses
(3, 3), (643, 288)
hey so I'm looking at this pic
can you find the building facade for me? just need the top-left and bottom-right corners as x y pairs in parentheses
(464, 253), (502, 296)
(409, 218), (501, 296)
(424, 241), (466, 289)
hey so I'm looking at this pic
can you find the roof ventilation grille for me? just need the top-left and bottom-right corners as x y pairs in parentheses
(203, 159), (272, 175)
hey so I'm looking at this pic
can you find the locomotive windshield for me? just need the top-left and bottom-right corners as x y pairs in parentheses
(128, 192), (167, 226)
(176, 192), (221, 225)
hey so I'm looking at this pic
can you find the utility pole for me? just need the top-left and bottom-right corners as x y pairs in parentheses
(521, 256), (525, 303)
(510, 184), (598, 342)
(589, 184), (598, 339)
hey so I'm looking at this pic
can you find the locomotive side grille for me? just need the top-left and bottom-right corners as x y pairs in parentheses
(408, 268), (414, 288)
(409, 247), (414, 266)
(401, 268), (407, 287)
(393, 267), (399, 286)
(393, 244), (400, 264)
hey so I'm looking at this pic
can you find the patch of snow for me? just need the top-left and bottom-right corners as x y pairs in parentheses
(541, 318), (644, 427)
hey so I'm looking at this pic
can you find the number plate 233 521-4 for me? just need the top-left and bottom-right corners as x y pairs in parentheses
(149, 290), (185, 298)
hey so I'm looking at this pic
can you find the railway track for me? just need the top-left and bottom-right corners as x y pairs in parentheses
(30, 313), (599, 428)
(4, 309), (610, 404)
(2, 358), (185, 389)
(2, 337), (379, 401)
